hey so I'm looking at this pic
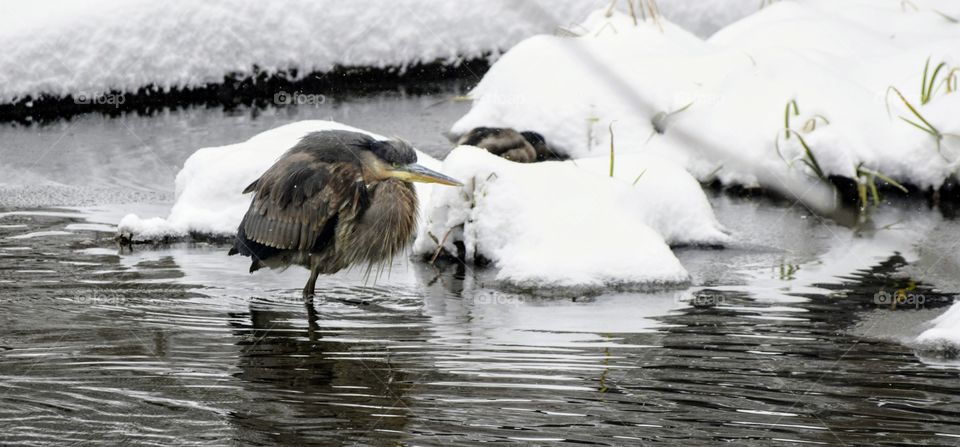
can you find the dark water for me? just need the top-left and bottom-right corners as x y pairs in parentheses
(2, 89), (960, 446)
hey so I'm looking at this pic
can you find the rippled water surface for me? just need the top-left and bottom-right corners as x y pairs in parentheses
(2, 89), (960, 446)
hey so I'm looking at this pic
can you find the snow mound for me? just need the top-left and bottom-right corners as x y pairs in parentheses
(915, 303), (960, 356)
(565, 151), (730, 246)
(118, 120), (442, 241)
(414, 146), (731, 290)
(451, 1), (960, 198)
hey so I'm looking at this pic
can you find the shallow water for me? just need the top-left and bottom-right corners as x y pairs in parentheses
(2, 89), (960, 445)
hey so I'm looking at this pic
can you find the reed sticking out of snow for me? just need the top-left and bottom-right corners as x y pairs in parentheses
(608, 122), (616, 178)
(887, 86), (948, 150)
(921, 57), (959, 105)
(607, 0), (661, 31)
(776, 99), (825, 180)
(856, 164), (909, 209)
(778, 99), (907, 210)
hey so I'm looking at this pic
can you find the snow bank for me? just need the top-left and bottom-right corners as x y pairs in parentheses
(1, 0), (790, 104)
(916, 303), (960, 355)
(413, 146), (730, 290)
(118, 120), (442, 240)
(0, 0), (603, 103)
(451, 1), (960, 199)
(0, 0), (600, 103)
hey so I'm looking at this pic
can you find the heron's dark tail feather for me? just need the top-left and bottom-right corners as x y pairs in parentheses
(232, 217), (281, 262)
(234, 216), (271, 274)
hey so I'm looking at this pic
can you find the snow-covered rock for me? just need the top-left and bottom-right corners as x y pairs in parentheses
(413, 146), (731, 290)
(451, 1), (960, 201)
(118, 120), (442, 240)
(916, 303), (960, 355)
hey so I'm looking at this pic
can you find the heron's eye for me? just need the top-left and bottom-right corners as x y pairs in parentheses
(391, 162), (401, 169)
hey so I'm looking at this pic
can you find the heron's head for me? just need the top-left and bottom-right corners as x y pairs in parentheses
(357, 138), (462, 187)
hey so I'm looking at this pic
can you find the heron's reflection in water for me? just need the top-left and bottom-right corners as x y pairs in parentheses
(226, 301), (413, 445)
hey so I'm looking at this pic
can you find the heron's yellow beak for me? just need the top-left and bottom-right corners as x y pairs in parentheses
(390, 163), (463, 186)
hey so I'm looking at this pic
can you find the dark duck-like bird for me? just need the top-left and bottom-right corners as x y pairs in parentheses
(229, 130), (462, 300)
(457, 127), (565, 162)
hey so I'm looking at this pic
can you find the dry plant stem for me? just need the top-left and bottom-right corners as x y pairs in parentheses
(429, 227), (455, 265)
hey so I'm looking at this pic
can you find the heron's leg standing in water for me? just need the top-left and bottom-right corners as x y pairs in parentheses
(301, 263), (370, 307)
(303, 264), (321, 302)
(305, 300), (320, 342)
(303, 263), (321, 342)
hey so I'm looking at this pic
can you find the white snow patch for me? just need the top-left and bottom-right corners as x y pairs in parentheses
(413, 146), (721, 290)
(118, 120), (442, 241)
(916, 303), (960, 354)
(566, 152), (729, 246)
(451, 1), (960, 199)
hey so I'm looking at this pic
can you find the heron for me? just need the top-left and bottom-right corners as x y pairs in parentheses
(457, 127), (565, 162)
(228, 130), (462, 300)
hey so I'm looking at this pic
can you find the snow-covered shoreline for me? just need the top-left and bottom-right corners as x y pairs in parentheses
(0, 1), (608, 104)
(452, 1), (960, 211)
(0, 0), (772, 122)
(0, 0), (599, 121)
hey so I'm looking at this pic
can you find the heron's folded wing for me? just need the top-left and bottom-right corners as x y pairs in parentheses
(241, 154), (366, 252)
